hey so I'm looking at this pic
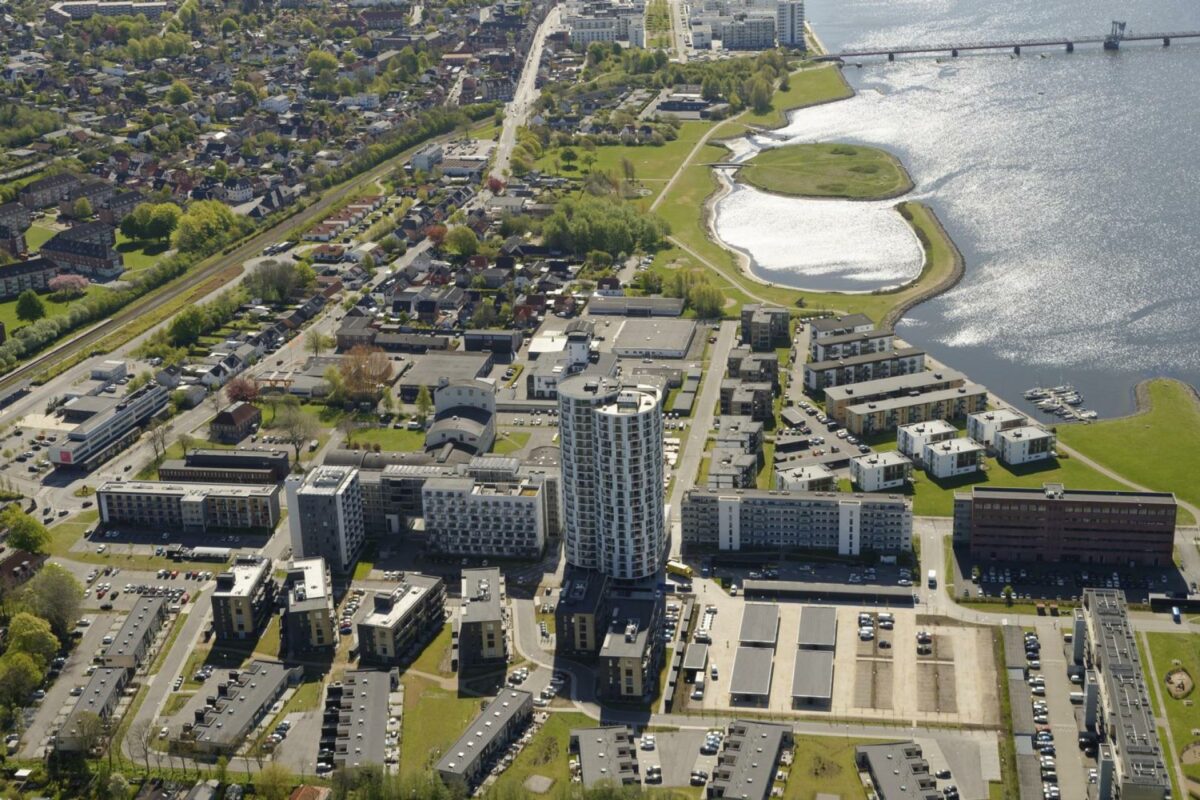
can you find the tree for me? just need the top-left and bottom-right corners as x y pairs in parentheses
(15, 290), (45, 323)
(748, 77), (772, 114)
(487, 175), (505, 194)
(305, 50), (339, 74)
(172, 200), (243, 254)
(17, 563), (83, 640)
(7, 612), (59, 666)
(70, 710), (105, 756)
(168, 306), (206, 346)
(225, 376), (259, 403)
(425, 224), (447, 247)
(306, 330), (334, 358)
(415, 384), (433, 422)
(147, 421), (172, 460)
(219, 16), (239, 35)
(127, 719), (154, 775)
(701, 75), (722, 102)
(1, 506), (49, 553)
(107, 772), (131, 800)
(277, 404), (318, 464)
(72, 196), (93, 220)
(215, 755), (229, 787)
(444, 226), (478, 258)
(48, 274), (89, 298)
(254, 762), (295, 800)
(147, 203), (181, 240)
(688, 281), (724, 318)
(338, 345), (393, 400)
(166, 80), (193, 105)
(0, 651), (43, 710)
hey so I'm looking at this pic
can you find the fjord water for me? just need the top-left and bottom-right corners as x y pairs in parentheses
(728, 0), (1200, 416)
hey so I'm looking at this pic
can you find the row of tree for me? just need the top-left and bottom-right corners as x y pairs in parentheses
(541, 195), (669, 257)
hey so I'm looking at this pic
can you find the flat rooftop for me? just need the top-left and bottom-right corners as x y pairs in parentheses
(61, 666), (126, 731)
(335, 670), (394, 769)
(824, 368), (965, 404)
(791, 649), (835, 700)
(363, 573), (442, 629)
(996, 424), (1055, 442)
(611, 318), (696, 355)
(738, 603), (779, 647)
(682, 642), (709, 672)
(744, 580), (916, 606)
(572, 726), (637, 788)
(805, 345), (924, 373)
(213, 558), (270, 599)
(959, 484), (1177, 505)
(846, 383), (987, 416)
(709, 721), (791, 800)
(400, 352), (491, 387)
(436, 690), (532, 777)
(98, 480), (279, 499)
(730, 646), (774, 698)
(808, 313), (873, 334)
(927, 438), (985, 456)
(102, 596), (164, 662)
(898, 419), (957, 438)
(857, 741), (938, 799)
(797, 606), (838, 649)
(298, 466), (356, 495)
(189, 660), (292, 748)
(460, 568), (503, 625)
(286, 558), (330, 613)
(850, 451), (912, 470)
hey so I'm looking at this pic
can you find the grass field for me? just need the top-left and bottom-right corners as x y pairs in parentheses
(491, 430), (531, 455)
(738, 143), (913, 200)
(353, 426), (426, 452)
(24, 222), (57, 251)
(907, 450), (1129, 516)
(410, 623), (455, 677)
(116, 232), (170, 274)
(726, 65), (854, 134)
(399, 673), (481, 781)
(781, 735), (878, 799)
(1058, 379), (1200, 514)
(1144, 632), (1195, 789)
(0, 283), (112, 333)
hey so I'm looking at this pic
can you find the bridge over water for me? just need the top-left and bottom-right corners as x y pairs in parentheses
(814, 25), (1200, 62)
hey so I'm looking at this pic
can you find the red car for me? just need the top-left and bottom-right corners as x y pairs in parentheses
(96, 590), (106, 599)
(181, 593), (190, 604)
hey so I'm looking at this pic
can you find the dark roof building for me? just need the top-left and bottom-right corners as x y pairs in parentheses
(708, 720), (794, 800)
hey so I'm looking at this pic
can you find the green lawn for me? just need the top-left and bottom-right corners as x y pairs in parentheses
(908, 451), (1129, 516)
(781, 735), (878, 800)
(353, 426), (426, 452)
(399, 673), (481, 781)
(1144, 632), (1194, 790)
(491, 430), (530, 455)
(410, 623), (455, 677)
(738, 143), (913, 200)
(0, 283), (112, 334)
(256, 616), (281, 658)
(25, 223), (57, 251)
(730, 64), (854, 133)
(116, 231), (170, 273)
(1058, 379), (1200, 515)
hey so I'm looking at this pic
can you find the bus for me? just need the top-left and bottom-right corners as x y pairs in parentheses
(667, 560), (694, 579)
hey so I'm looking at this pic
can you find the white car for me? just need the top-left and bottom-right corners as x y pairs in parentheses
(640, 735), (656, 750)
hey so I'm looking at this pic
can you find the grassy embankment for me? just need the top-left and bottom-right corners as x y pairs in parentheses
(1141, 632), (1191, 795)
(1058, 379), (1200, 519)
(738, 143), (913, 200)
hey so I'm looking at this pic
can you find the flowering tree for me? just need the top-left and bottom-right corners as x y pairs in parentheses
(48, 274), (90, 298)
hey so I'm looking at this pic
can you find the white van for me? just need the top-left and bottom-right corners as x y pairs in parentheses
(1069, 692), (1085, 704)
(691, 677), (706, 700)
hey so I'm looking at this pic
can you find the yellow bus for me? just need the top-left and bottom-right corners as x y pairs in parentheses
(666, 560), (693, 579)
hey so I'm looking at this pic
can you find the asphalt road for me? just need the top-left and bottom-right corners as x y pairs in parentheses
(493, 5), (561, 179)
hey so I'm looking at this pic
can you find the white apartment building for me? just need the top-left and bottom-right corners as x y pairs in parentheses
(51, 383), (169, 470)
(558, 376), (664, 581)
(286, 466), (366, 574)
(775, 0), (805, 47)
(775, 463), (836, 492)
(996, 426), (1057, 466)
(966, 408), (1027, 448)
(719, 14), (775, 49)
(810, 328), (894, 362)
(924, 438), (985, 480)
(98, 480), (281, 532)
(849, 451), (913, 492)
(896, 419), (957, 465)
(681, 488), (912, 555)
(421, 477), (546, 559)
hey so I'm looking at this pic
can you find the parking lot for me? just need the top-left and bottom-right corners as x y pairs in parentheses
(634, 729), (720, 789)
(953, 555), (1187, 604)
(678, 578), (999, 726)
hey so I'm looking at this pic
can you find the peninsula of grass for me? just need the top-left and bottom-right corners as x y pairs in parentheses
(737, 143), (913, 200)
(1057, 379), (1200, 515)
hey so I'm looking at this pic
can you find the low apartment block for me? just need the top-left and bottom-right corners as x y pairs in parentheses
(436, 690), (533, 791)
(809, 327), (894, 362)
(0, 257), (62, 300)
(175, 660), (297, 756)
(849, 451), (913, 492)
(808, 314), (874, 342)
(966, 408), (1027, 447)
(824, 368), (967, 424)
(99, 596), (167, 670)
(282, 558), (335, 654)
(40, 222), (123, 281)
(421, 476), (546, 559)
(953, 484), (1176, 566)
(708, 721), (794, 800)
(775, 463), (836, 492)
(803, 347), (926, 392)
(97, 480), (281, 533)
(56, 667), (130, 752)
(924, 438), (985, 480)
(681, 488), (912, 556)
(598, 595), (664, 703)
(896, 419), (957, 465)
(727, 346), (780, 387)
(995, 425), (1056, 466)
(570, 727), (640, 788)
(844, 383), (988, 437)
(357, 573), (446, 666)
(211, 556), (277, 643)
(720, 380), (773, 422)
(740, 304), (790, 351)
(455, 568), (506, 675)
(322, 669), (400, 771)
